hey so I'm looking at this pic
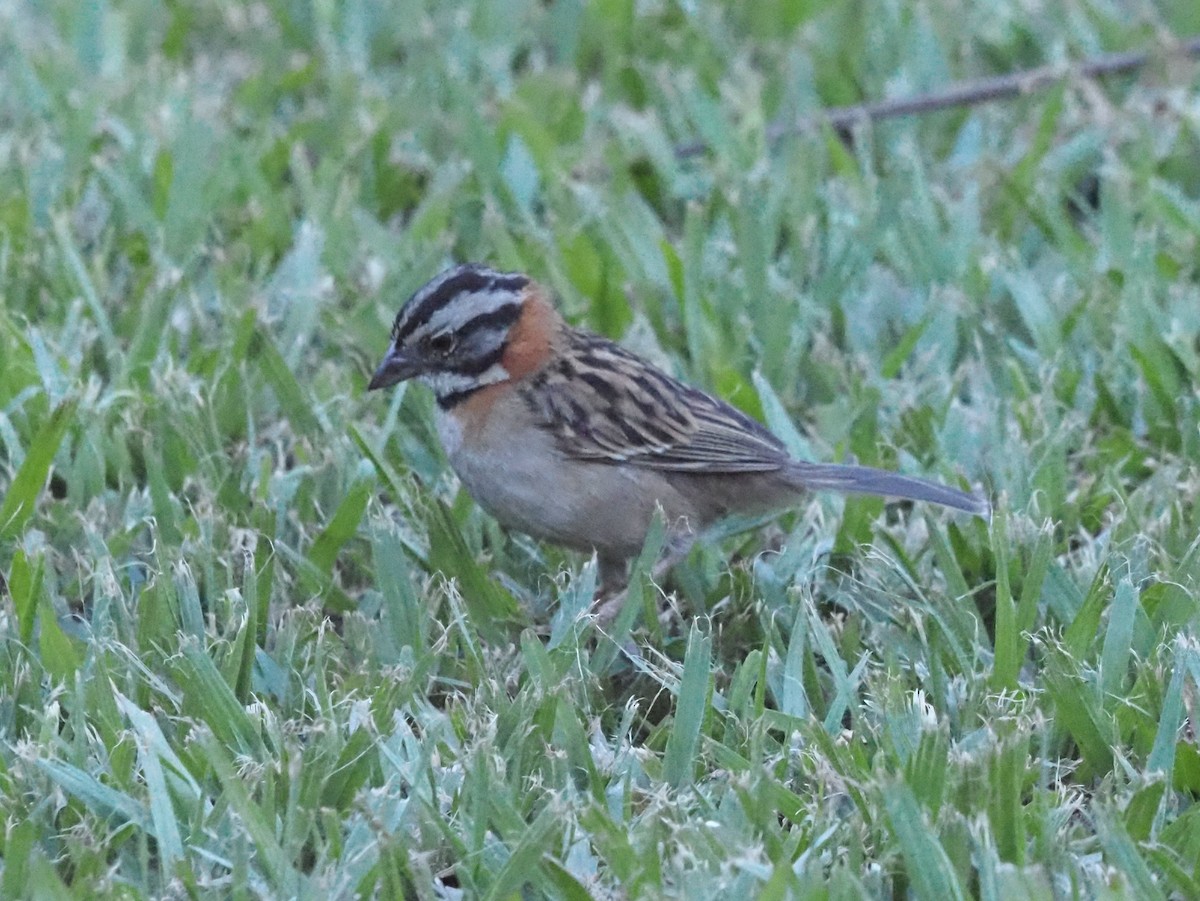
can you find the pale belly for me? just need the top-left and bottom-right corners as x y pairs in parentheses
(436, 404), (700, 559)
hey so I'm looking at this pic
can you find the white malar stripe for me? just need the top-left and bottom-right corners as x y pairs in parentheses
(420, 362), (511, 399)
(473, 362), (510, 386)
(421, 370), (480, 397)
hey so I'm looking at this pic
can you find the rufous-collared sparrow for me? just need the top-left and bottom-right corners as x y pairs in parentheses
(368, 264), (988, 592)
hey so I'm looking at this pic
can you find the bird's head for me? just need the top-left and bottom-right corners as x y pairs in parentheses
(369, 263), (553, 407)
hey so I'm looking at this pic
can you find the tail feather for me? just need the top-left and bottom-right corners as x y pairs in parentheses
(786, 461), (989, 517)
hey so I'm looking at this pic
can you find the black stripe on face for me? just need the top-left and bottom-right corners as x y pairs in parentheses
(449, 344), (506, 377)
(394, 265), (529, 342)
(454, 301), (522, 342)
(437, 386), (481, 410)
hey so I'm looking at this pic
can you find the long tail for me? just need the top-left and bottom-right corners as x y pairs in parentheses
(785, 461), (990, 517)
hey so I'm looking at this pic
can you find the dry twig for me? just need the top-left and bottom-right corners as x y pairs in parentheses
(674, 35), (1200, 158)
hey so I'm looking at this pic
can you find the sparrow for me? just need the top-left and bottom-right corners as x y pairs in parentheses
(368, 263), (988, 592)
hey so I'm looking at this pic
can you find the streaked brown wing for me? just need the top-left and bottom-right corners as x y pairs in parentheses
(523, 333), (789, 473)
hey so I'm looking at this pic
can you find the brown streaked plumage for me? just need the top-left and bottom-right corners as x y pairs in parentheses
(369, 263), (989, 593)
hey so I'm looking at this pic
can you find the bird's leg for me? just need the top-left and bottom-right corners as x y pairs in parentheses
(597, 554), (629, 598)
(591, 554), (630, 626)
(655, 530), (697, 583)
(591, 533), (696, 626)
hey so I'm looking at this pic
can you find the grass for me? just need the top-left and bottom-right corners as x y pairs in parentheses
(2, 0), (1200, 897)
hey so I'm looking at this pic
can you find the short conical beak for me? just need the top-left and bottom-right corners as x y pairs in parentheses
(368, 345), (421, 391)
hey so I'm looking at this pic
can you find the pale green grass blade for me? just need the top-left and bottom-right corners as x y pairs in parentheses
(1015, 524), (1052, 635)
(1094, 807), (1167, 901)
(481, 806), (560, 901)
(52, 217), (116, 363)
(592, 511), (667, 672)
(1098, 576), (1137, 703)
(807, 602), (866, 734)
(900, 728), (947, 816)
(114, 692), (201, 795)
(926, 515), (971, 600)
(663, 622), (712, 788)
(1124, 781), (1166, 842)
(371, 522), (429, 655)
(37, 758), (150, 833)
(197, 731), (297, 896)
(27, 854), (75, 901)
(547, 556), (596, 649)
(350, 422), (408, 499)
(228, 582), (258, 704)
(136, 729), (185, 874)
(780, 604), (810, 719)
(542, 857), (595, 901)
(753, 371), (812, 460)
(1147, 638), (1189, 776)
(165, 560), (205, 642)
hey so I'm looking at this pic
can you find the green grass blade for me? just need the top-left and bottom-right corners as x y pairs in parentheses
(987, 735), (1028, 865)
(8, 548), (43, 645)
(425, 498), (520, 641)
(37, 758), (150, 833)
(197, 730), (297, 895)
(1043, 651), (1114, 777)
(251, 325), (323, 436)
(308, 479), (371, 574)
(1098, 576), (1137, 704)
(1148, 638), (1189, 775)
(883, 783), (968, 901)
(781, 606), (810, 719)
(990, 505), (1018, 691)
(1063, 562), (1111, 656)
(1093, 807), (1167, 901)
(0, 398), (76, 540)
(663, 622), (712, 788)
(171, 638), (265, 758)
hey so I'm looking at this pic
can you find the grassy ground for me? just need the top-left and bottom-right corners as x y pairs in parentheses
(2, 0), (1200, 897)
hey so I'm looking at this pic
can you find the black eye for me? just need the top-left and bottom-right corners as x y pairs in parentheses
(427, 332), (455, 354)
